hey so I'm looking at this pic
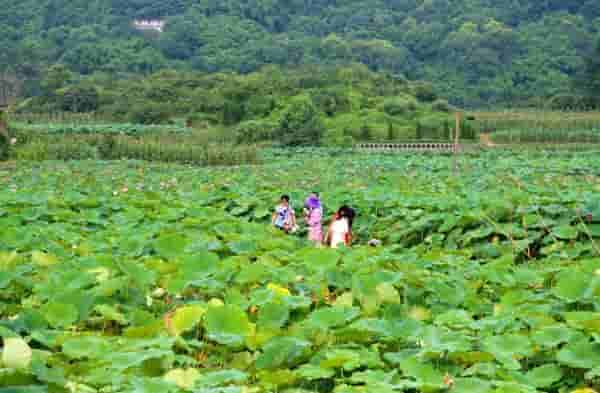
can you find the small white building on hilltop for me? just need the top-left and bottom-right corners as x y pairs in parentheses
(133, 20), (165, 33)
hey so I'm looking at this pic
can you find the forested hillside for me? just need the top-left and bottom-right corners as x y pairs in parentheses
(1, 0), (599, 107)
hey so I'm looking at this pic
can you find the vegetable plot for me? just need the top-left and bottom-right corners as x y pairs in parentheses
(12, 122), (190, 136)
(1, 150), (600, 393)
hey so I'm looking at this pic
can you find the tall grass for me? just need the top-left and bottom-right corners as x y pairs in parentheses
(12, 134), (259, 166)
(490, 128), (600, 144)
(472, 110), (600, 144)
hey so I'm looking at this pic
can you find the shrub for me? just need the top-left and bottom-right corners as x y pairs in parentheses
(128, 103), (170, 124)
(383, 96), (417, 116)
(235, 120), (276, 144)
(414, 82), (437, 102)
(244, 95), (275, 118)
(359, 124), (372, 141)
(432, 99), (452, 113)
(311, 88), (351, 117)
(547, 94), (589, 111)
(276, 96), (324, 146)
(416, 117), (448, 140)
(59, 86), (100, 113)
(223, 100), (245, 125)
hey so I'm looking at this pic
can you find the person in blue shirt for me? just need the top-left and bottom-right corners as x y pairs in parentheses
(272, 195), (297, 232)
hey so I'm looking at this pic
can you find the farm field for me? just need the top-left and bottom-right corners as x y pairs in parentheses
(471, 111), (600, 145)
(1, 150), (600, 393)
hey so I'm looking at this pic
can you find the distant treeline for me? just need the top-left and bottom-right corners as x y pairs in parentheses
(1, 0), (599, 107)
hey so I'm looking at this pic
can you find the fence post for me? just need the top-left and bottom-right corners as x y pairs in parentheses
(454, 111), (461, 174)
(454, 112), (461, 152)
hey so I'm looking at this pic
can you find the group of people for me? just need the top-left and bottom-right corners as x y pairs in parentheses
(271, 193), (355, 248)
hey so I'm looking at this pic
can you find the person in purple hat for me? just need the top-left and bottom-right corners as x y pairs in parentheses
(304, 192), (323, 245)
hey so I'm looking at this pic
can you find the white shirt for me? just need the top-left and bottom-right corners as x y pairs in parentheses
(330, 218), (349, 248)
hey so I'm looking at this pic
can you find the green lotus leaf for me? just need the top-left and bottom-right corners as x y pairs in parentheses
(164, 368), (201, 389)
(0, 387), (49, 393)
(228, 240), (258, 255)
(257, 302), (290, 330)
(205, 305), (251, 347)
(31, 251), (59, 266)
(295, 364), (335, 380)
(552, 225), (578, 240)
(103, 348), (173, 371)
(564, 312), (600, 333)
(62, 336), (111, 359)
(450, 378), (492, 393)
(318, 349), (362, 369)
(482, 334), (532, 370)
(524, 364), (562, 388)
(552, 271), (592, 302)
(40, 302), (79, 328)
(255, 337), (311, 370)
(197, 369), (248, 387)
(154, 233), (189, 259)
(531, 325), (577, 348)
(399, 357), (444, 385)
(131, 377), (179, 393)
(169, 304), (206, 336)
(306, 306), (360, 329)
(556, 339), (600, 369)
(94, 304), (128, 325)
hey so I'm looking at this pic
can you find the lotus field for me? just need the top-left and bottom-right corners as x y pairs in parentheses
(1, 150), (600, 393)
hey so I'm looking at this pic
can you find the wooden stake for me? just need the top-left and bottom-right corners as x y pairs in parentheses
(453, 111), (461, 174)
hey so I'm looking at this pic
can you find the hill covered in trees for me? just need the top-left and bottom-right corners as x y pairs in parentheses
(1, 0), (599, 107)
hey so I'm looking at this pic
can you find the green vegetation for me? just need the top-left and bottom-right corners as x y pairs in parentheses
(11, 123), (190, 136)
(8, 133), (259, 166)
(2, 150), (600, 392)
(13, 66), (466, 145)
(0, 110), (8, 160)
(1, 1), (599, 107)
(472, 110), (600, 144)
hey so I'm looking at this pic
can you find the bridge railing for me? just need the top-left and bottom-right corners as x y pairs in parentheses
(354, 142), (459, 150)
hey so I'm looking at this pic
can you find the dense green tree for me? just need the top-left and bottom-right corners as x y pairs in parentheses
(1, 0), (598, 106)
(580, 38), (600, 104)
(276, 96), (324, 146)
(41, 64), (72, 94)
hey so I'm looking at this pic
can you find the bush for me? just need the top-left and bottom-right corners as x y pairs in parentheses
(416, 117), (448, 140)
(547, 94), (591, 111)
(360, 124), (372, 141)
(311, 88), (350, 116)
(414, 82), (437, 102)
(58, 86), (100, 112)
(244, 95), (275, 118)
(432, 99), (452, 113)
(128, 103), (171, 124)
(383, 96), (417, 116)
(235, 120), (276, 144)
(276, 96), (324, 146)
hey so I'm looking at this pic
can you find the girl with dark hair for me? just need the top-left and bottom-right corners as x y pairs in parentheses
(326, 205), (355, 248)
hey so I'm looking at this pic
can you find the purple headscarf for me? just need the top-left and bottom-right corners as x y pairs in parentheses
(305, 194), (321, 210)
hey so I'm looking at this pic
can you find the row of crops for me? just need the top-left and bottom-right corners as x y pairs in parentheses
(1, 150), (600, 392)
(12, 122), (191, 136)
(489, 128), (600, 144)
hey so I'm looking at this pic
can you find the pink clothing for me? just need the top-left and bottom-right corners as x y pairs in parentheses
(306, 208), (323, 243)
